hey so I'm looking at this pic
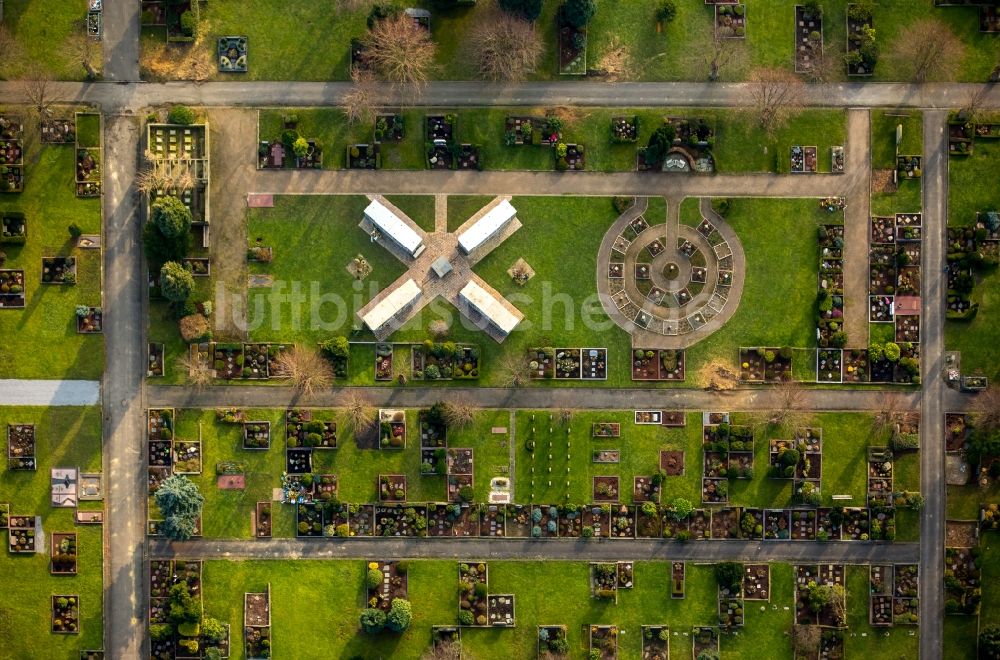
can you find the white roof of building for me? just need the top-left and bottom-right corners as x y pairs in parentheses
(364, 199), (423, 256)
(361, 279), (421, 331)
(457, 200), (516, 254)
(459, 280), (521, 336)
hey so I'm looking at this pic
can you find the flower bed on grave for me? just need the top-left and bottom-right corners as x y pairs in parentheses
(0, 117), (24, 193)
(867, 447), (893, 506)
(790, 510), (817, 541)
(255, 502), (271, 537)
(715, 3), (746, 39)
(555, 143), (584, 171)
(75, 305), (103, 333)
(945, 546), (981, 614)
(458, 562), (489, 625)
(593, 476), (620, 502)
(347, 143), (379, 169)
(52, 595), (80, 633)
(374, 342), (393, 381)
(218, 36), (248, 72)
(8, 423), (36, 471)
(1, 211), (26, 244)
(817, 348), (843, 382)
(505, 504), (531, 538)
(413, 342), (480, 380)
(505, 116), (562, 147)
(50, 532), (78, 575)
(632, 349), (685, 380)
(794, 5), (824, 74)
(375, 504), (427, 537)
(374, 114), (404, 143)
(592, 422), (620, 438)
(610, 116), (638, 143)
(296, 503), (323, 537)
(843, 348), (869, 382)
(659, 450), (684, 477)
(897, 155), (921, 180)
(41, 118), (76, 144)
(421, 447), (446, 475)
(763, 509), (789, 540)
(430, 503), (479, 537)
(367, 560), (408, 612)
(531, 505), (560, 538)
(0, 269), (25, 308)
(172, 440), (202, 474)
(538, 625), (569, 658)
(593, 449), (620, 464)
(610, 505), (636, 538)
(589, 624), (618, 659)
(315, 475), (338, 504)
(794, 565), (846, 627)
(581, 348), (607, 379)
(527, 346), (555, 378)
(582, 504), (610, 538)
(555, 348), (582, 378)
(642, 625), (669, 659)
(379, 474), (407, 502)
(42, 257), (77, 285)
(817, 507), (842, 540)
(558, 23), (587, 76)
(557, 504), (582, 538)
(846, 4), (876, 75)
(76, 148), (101, 197)
(692, 627), (719, 660)
(708, 507), (740, 539)
(8, 515), (36, 552)
(0, 503), (8, 530)
(379, 409), (406, 449)
(286, 410), (336, 449)
(212, 343), (243, 379)
(480, 505), (505, 537)
(636, 502), (661, 537)
(239, 420), (270, 450)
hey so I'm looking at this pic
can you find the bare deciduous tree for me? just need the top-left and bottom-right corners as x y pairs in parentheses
(176, 351), (214, 391)
(342, 69), (378, 126)
(444, 401), (477, 430)
(498, 350), (530, 388)
(973, 386), (1000, 432)
(360, 14), (437, 87)
(18, 63), (61, 117)
(61, 30), (100, 81)
(768, 381), (806, 428)
(707, 40), (737, 82)
(890, 18), (965, 83)
(960, 85), (991, 127)
(872, 392), (905, 438)
(272, 346), (333, 396)
(743, 67), (805, 137)
(343, 391), (377, 433)
(421, 640), (462, 660)
(468, 5), (543, 82)
(792, 625), (822, 656)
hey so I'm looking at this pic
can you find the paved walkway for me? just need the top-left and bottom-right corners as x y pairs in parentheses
(101, 113), (145, 660)
(149, 538), (919, 563)
(4, 81), (1000, 111)
(919, 111), (949, 660)
(843, 109), (872, 347)
(101, 1), (141, 82)
(0, 380), (100, 405)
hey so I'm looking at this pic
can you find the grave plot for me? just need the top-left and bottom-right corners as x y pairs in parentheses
(842, 507), (869, 540)
(592, 422), (620, 438)
(285, 409), (337, 449)
(660, 450), (684, 476)
(867, 447), (894, 506)
(447, 474), (473, 503)
(378, 475), (407, 502)
(538, 625), (569, 658)
(741, 508), (764, 540)
(715, 2), (746, 38)
(870, 564), (894, 626)
(794, 564), (846, 627)
(531, 505), (559, 539)
(349, 504), (374, 537)
(527, 347), (555, 379)
(554, 348), (581, 379)
(242, 421), (270, 450)
(662, 510), (690, 540)
(76, 306), (103, 334)
(505, 504), (531, 538)
(0, 115), (25, 192)
(794, 4), (824, 74)
(846, 3), (876, 75)
(41, 117), (76, 144)
(51, 595), (80, 634)
(790, 145), (818, 173)
(212, 343), (244, 380)
(255, 502), (271, 538)
(945, 546), (981, 615)
(671, 562), (685, 599)
(744, 564), (770, 600)
(557, 504), (583, 538)
(432, 627), (461, 658)
(589, 625), (618, 660)
(816, 348), (843, 382)
(593, 476), (620, 502)
(419, 409), (447, 447)
(379, 409), (406, 449)
(172, 440), (202, 474)
(717, 585), (745, 629)
(591, 563), (619, 601)
(244, 587), (271, 660)
(375, 342), (393, 380)
(636, 502), (661, 537)
(893, 564), (919, 625)
(687, 509), (712, 540)
(817, 507), (843, 541)
(41, 257), (77, 285)
(790, 510), (818, 541)
(7, 423), (36, 471)
(0, 269), (24, 308)
(0, 503), (8, 529)
(946, 413), (971, 452)
(315, 474), (338, 502)
(374, 504), (427, 537)
(582, 504), (611, 539)
(740, 347), (792, 382)
(374, 113), (405, 143)
(218, 35), (248, 72)
(631, 349), (685, 381)
(692, 627), (719, 660)
(842, 348), (870, 383)
(633, 475), (661, 503)
(429, 503), (479, 537)
(421, 447), (446, 475)
(0, 210), (26, 245)
(764, 509), (790, 540)
(458, 562), (489, 626)
(240, 342), (269, 378)
(610, 115), (638, 143)
(709, 507), (740, 539)
(488, 594), (515, 626)
(295, 503), (323, 537)
(366, 560), (408, 612)
(479, 505), (505, 537)
(8, 515), (37, 553)
(610, 505), (636, 538)
(50, 532), (78, 575)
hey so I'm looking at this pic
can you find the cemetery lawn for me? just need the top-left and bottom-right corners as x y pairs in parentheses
(844, 565), (920, 658)
(946, 137), (1000, 380)
(943, 616), (978, 660)
(0, 406), (103, 656)
(980, 534), (1000, 629)
(869, 109), (923, 217)
(0, 0), (101, 80)
(170, 407), (511, 539)
(258, 106), (846, 174)
(0, 138), (104, 379)
(242, 194), (820, 389)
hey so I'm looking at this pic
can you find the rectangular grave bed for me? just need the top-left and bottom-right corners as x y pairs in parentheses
(592, 422), (620, 438)
(0, 268), (25, 307)
(374, 504), (427, 537)
(591, 562), (618, 600)
(581, 348), (607, 379)
(446, 448), (474, 475)
(635, 410), (662, 425)
(527, 347), (555, 379)
(242, 421), (270, 449)
(254, 502), (272, 538)
(671, 562), (686, 598)
(52, 595), (80, 634)
(41, 118), (76, 144)
(448, 474), (473, 503)
(50, 532), (78, 575)
(172, 440), (202, 474)
(554, 348), (582, 379)
(419, 410), (447, 447)
(8, 515), (36, 552)
(296, 503), (323, 537)
(660, 450), (684, 476)
(148, 439), (172, 467)
(589, 624), (618, 659)
(240, 343), (271, 380)
(610, 504), (635, 538)
(8, 423), (36, 471)
(0, 211), (26, 244)
(367, 560), (409, 611)
(592, 449), (620, 464)
(538, 625), (568, 658)
(285, 448), (312, 475)
(379, 409), (407, 449)
(429, 502), (479, 537)
(379, 474), (407, 502)
(633, 476), (660, 503)
(76, 306), (103, 333)
(480, 505), (505, 537)
(593, 476), (620, 502)
(41, 257), (77, 285)
(213, 343), (244, 379)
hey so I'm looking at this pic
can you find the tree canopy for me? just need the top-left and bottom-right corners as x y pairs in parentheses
(152, 195), (193, 239)
(154, 474), (205, 540)
(160, 261), (195, 303)
(561, 0), (596, 28)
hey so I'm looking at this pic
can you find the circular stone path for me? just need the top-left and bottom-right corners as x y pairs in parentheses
(597, 197), (746, 349)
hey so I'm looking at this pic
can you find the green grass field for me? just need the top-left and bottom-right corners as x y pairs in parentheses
(0, 406), (103, 657)
(143, 0), (998, 83)
(0, 0), (101, 80)
(0, 121), (104, 380)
